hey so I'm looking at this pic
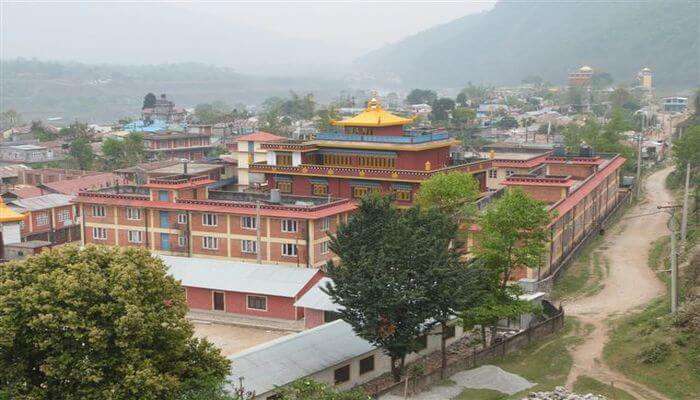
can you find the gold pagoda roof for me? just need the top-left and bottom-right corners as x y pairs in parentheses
(0, 202), (25, 223)
(332, 97), (414, 127)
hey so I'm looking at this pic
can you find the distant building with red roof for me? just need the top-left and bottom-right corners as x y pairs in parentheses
(230, 131), (287, 186)
(40, 172), (124, 195)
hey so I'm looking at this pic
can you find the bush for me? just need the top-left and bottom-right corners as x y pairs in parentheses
(637, 342), (671, 364)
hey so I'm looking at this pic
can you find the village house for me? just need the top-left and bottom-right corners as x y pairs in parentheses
(164, 255), (324, 322)
(142, 131), (216, 161)
(9, 193), (79, 245)
(228, 131), (286, 187)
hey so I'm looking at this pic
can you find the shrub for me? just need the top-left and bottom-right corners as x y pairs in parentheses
(637, 342), (671, 364)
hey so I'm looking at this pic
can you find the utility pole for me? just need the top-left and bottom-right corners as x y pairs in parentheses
(658, 205), (681, 313)
(680, 162), (691, 244)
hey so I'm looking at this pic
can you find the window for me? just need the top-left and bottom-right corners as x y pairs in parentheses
(444, 325), (456, 339)
(320, 241), (330, 254)
(241, 240), (257, 254)
(488, 169), (498, 179)
(158, 190), (169, 201)
(281, 219), (297, 233)
(213, 291), (225, 311)
(241, 216), (257, 229)
(178, 235), (187, 247)
(323, 154), (353, 167)
(312, 183), (328, 196)
(352, 186), (370, 199)
(247, 295), (267, 311)
(92, 205), (106, 217)
(276, 180), (292, 193)
(359, 355), (375, 375)
(92, 227), (107, 240)
(177, 213), (188, 224)
(57, 209), (70, 222)
(506, 169), (515, 177)
(334, 365), (350, 385)
(281, 243), (297, 257)
(394, 189), (411, 202)
(127, 230), (143, 243)
(202, 213), (218, 226)
(202, 236), (219, 250)
(358, 156), (396, 169)
(276, 153), (292, 166)
(414, 334), (427, 351)
(324, 310), (341, 323)
(35, 212), (49, 226)
(126, 207), (141, 220)
(321, 216), (331, 231)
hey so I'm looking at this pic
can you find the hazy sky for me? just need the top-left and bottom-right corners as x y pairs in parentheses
(1, 1), (496, 74)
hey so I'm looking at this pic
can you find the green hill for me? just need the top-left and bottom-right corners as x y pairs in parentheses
(357, 0), (699, 88)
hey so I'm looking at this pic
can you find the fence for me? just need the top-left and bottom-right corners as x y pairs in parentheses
(367, 301), (565, 398)
(535, 188), (632, 292)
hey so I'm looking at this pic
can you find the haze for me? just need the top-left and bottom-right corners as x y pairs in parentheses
(1, 1), (496, 76)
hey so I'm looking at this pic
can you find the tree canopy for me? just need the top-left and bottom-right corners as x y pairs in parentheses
(143, 92), (157, 109)
(273, 379), (370, 400)
(405, 89), (437, 105)
(0, 245), (230, 400)
(415, 171), (480, 221)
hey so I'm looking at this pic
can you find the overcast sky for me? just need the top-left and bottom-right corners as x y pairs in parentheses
(1, 1), (496, 74)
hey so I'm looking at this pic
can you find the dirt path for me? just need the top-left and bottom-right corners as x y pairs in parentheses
(563, 167), (673, 400)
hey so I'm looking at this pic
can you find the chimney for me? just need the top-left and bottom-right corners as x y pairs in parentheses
(269, 188), (281, 204)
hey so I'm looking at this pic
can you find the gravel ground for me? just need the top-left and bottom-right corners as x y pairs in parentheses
(192, 321), (291, 356)
(381, 365), (534, 400)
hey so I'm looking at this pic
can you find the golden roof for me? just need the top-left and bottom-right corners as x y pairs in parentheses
(332, 97), (414, 127)
(0, 202), (25, 223)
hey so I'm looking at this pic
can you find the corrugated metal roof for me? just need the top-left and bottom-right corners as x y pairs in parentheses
(162, 255), (319, 298)
(227, 320), (373, 396)
(293, 278), (342, 312)
(11, 193), (73, 211)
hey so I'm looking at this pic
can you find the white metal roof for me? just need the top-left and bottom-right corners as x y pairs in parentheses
(161, 255), (319, 298)
(293, 278), (342, 312)
(227, 319), (373, 396)
(10, 193), (73, 211)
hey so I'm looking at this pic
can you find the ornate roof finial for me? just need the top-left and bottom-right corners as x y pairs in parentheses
(366, 90), (381, 111)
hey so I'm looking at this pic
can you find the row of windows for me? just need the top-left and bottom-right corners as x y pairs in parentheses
(201, 236), (299, 257)
(280, 180), (413, 202)
(276, 153), (292, 166)
(321, 154), (398, 168)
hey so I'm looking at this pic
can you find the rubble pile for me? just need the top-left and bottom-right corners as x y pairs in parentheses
(524, 386), (608, 400)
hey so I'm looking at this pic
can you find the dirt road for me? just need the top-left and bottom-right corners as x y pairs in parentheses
(564, 167), (673, 399)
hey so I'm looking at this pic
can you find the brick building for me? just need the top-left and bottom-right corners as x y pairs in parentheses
(9, 193), (79, 244)
(73, 175), (355, 267)
(143, 131), (216, 161)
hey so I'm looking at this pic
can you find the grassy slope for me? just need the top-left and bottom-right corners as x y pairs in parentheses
(572, 376), (635, 400)
(456, 318), (602, 400)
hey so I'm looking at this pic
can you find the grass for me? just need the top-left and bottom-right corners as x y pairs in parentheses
(603, 298), (700, 399)
(572, 376), (635, 400)
(552, 238), (608, 300)
(455, 317), (587, 399)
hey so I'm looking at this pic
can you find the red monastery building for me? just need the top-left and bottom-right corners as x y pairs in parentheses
(249, 97), (492, 205)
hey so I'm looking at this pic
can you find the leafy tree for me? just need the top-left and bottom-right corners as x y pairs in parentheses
(258, 101), (292, 136)
(0, 245), (230, 400)
(405, 89), (437, 105)
(102, 137), (126, 167)
(430, 97), (456, 122)
(143, 92), (157, 109)
(324, 194), (436, 382)
(273, 378), (370, 400)
(415, 171), (480, 222)
(460, 284), (531, 346)
(207, 145), (229, 159)
(672, 125), (700, 184)
(60, 120), (90, 140)
(194, 101), (230, 124)
(0, 109), (21, 129)
(475, 188), (550, 287)
(69, 136), (95, 170)
(315, 106), (340, 132)
(452, 107), (477, 130)
(29, 120), (56, 142)
(456, 84), (493, 106)
(496, 115), (518, 130)
(101, 132), (147, 169)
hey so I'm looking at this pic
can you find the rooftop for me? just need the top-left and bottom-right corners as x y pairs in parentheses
(42, 172), (123, 195)
(10, 193), (73, 212)
(235, 131), (286, 143)
(331, 97), (413, 127)
(162, 255), (320, 298)
(293, 278), (341, 312)
(227, 320), (373, 396)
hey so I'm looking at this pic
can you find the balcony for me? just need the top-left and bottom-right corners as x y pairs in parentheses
(314, 132), (450, 144)
(249, 159), (491, 182)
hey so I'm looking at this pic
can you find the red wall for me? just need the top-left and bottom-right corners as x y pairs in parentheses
(184, 286), (299, 320)
(305, 308), (325, 329)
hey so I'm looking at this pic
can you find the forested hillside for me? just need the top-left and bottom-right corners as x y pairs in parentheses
(358, 0), (699, 88)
